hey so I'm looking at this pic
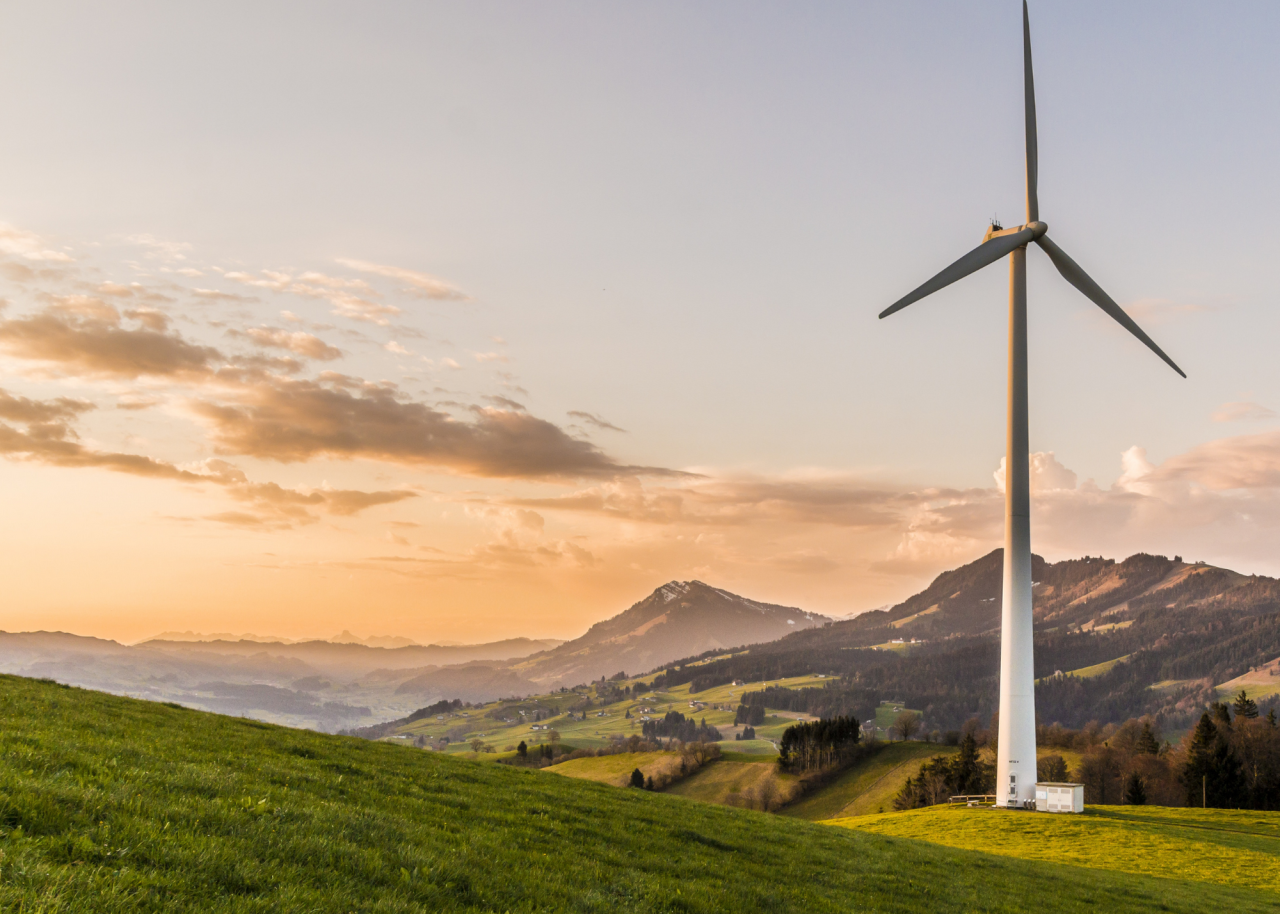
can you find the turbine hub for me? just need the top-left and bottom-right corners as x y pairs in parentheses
(1027, 221), (1048, 239)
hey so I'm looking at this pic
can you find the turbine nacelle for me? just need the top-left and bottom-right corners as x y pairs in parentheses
(983, 221), (1047, 244)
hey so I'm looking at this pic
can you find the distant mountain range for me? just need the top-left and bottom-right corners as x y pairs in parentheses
(0, 633), (562, 731)
(12, 553), (1277, 734)
(503, 580), (829, 689)
(387, 580), (830, 701)
(650, 551), (1280, 732)
(144, 630), (485, 650)
(0, 581), (829, 727)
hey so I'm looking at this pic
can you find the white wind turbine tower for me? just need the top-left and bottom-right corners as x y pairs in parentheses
(880, 2), (1184, 809)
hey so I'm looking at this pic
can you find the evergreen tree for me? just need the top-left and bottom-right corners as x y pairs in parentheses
(516, 740), (528, 760)
(1182, 712), (1245, 808)
(1123, 771), (1147, 805)
(1269, 708), (1278, 729)
(1212, 702), (1232, 725)
(1134, 722), (1160, 756)
(629, 768), (645, 788)
(1233, 690), (1259, 720)
(644, 775), (655, 791)
(952, 732), (983, 795)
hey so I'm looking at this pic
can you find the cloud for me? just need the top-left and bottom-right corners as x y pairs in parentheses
(767, 550), (842, 574)
(223, 269), (401, 325)
(0, 305), (219, 379)
(233, 327), (343, 361)
(187, 376), (675, 479)
(461, 505), (598, 569)
(116, 395), (162, 411)
(1212, 401), (1276, 423)
(568, 410), (626, 433)
(994, 451), (1078, 494)
(191, 288), (255, 303)
(1125, 298), (1214, 323)
(335, 258), (470, 302)
(484, 395), (526, 412)
(0, 390), (415, 526)
(0, 389), (93, 425)
(0, 411), (203, 481)
(0, 224), (73, 262)
(125, 234), (192, 262)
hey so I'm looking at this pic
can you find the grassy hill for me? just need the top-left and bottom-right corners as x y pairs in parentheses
(831, 805), (1280, 894)
(662, 752), (794, 808)
(544, 751), (674, 787)
(384, 674), (819, 756)
(782, 741), (953, 820)
(2, 675), (1277, 912)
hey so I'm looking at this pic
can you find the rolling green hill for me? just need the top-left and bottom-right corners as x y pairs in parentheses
(831, 805), (1280, 894)
(544, 751), (675, 786)
(0, 674), (1276, 913)
(781, 741), (953, 820)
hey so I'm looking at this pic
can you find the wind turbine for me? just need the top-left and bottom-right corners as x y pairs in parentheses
(880, 2), (1184, 809)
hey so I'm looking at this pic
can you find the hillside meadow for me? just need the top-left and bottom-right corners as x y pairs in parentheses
(831, 804), (1280, 893)
(1, 675), (1275, 912)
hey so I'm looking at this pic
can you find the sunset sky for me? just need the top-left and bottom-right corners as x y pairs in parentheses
(2, 1), (1280, 644)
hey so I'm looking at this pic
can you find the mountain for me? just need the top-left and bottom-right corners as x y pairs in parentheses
(504, 580), (831, 688)
(0, 632), (562, 731)
(137, 636), (565, 678)
(330, 631), (421, 649)
(648, 552), (1280, 732)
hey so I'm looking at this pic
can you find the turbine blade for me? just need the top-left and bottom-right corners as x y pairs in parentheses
(1035, 234), (1186, 377)
(880, 228), (1034, 319)
(1023, 0), (1039, 223)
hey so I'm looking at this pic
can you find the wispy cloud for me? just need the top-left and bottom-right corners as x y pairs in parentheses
(1212, 401), (1276, 423)
(335, 258), (470, 302)
(568, 410), (626, 433)
(0, 224), (73, 262)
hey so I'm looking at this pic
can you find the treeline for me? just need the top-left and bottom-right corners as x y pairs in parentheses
(408, 698), (464, 721)
(895, 732), (993, 808)
(624, 741), (721, 792)
(778, 717), (863, 774)
(342, 697), (472, 739)
(895, 693), (1280, 811)
(641, 711), (722, 743)
(734, 684), (877, 726)
(500, 735), (719, 780)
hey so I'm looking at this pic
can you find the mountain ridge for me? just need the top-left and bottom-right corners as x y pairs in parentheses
(497, 580), (831, 689)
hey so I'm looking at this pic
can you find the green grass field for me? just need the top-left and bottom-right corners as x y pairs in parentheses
(3, 674), (1277, 912)
(782, 741), (953, 821)
(662, 759), (797, 807)
(1066, 654), (1132, 678)
(873, 701), (920, 730)
(830, 804), (1280, 894)
(544, 752), (674, 786)
(395, 673), (833, 757)
(720, 739), (776, 755)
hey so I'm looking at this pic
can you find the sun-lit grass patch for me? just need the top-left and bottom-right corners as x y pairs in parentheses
(830, 804), (1280, 893)
(544, 751), (676, 786)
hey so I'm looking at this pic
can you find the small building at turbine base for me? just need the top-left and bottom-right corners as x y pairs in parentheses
(1035, 782), (1084, 813)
